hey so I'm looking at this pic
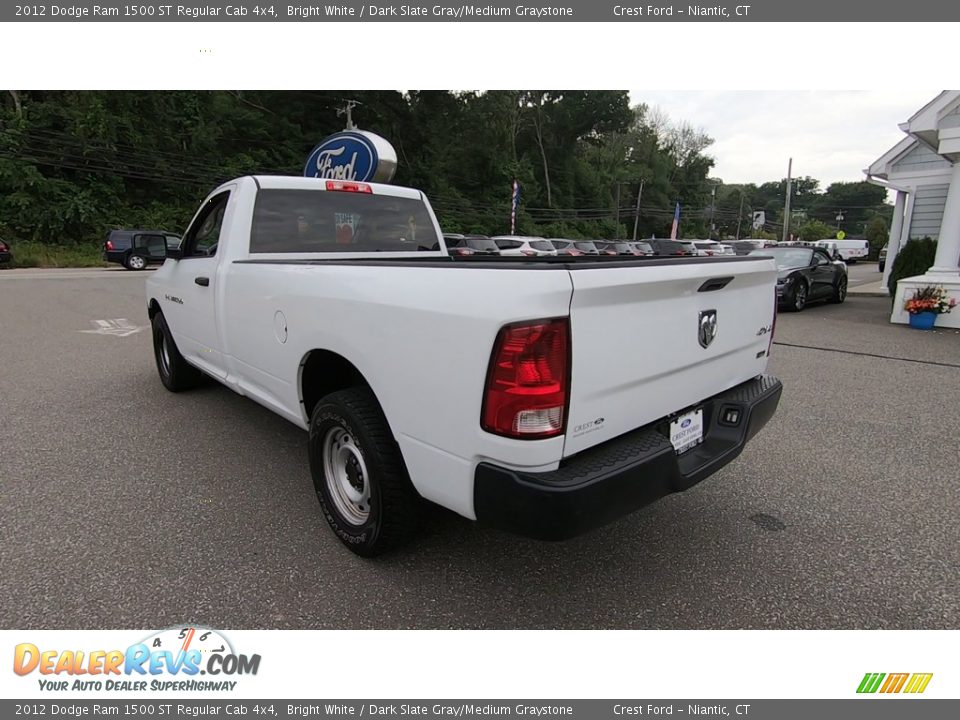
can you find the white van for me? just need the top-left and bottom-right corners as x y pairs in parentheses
(815, 238), (869, 263)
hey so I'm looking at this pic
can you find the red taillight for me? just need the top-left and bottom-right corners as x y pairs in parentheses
(481, 318), (570, 439)
(105, 240), (114, 251)
(325, 180), (373, 194)
(570, 249), (584, 256)
(521, 249), (537, 256)
(453, 248), (475, 256)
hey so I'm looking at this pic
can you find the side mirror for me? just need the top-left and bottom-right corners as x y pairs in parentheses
(166, 246), (183, 260)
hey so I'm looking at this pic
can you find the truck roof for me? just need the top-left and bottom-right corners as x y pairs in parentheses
(251, 175), (424, 200)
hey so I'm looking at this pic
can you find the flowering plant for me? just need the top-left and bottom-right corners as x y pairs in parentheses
(904, 285), (957, 315)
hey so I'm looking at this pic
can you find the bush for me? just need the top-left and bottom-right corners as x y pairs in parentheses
(6, 241), (108, 269)
(887, 237), (937, 297)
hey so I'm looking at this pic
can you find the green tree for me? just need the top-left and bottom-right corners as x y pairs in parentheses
(865, 216), (889, 255)
(797, 220), (835, 242)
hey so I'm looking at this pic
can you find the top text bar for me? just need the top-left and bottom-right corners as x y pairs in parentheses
(5, 1), (960, 22)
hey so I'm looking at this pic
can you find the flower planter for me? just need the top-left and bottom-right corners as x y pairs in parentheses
(908, 311), (937, 330)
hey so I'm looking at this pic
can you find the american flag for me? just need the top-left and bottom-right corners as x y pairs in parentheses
(669, 202), (681, 240)
(510, 179), (520, 234)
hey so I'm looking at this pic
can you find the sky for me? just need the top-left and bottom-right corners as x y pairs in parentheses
(629, 90), (940, 189)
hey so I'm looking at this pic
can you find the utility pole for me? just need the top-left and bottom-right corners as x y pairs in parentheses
(632, 179), (645, 241)
(836, 210), (845, 231)
(781, 158), (793, 243)
(735, 193), (745, 240)
(337, 99), (360, 130)
(708, 185), (717, 239)
(615, 183), (621, 239)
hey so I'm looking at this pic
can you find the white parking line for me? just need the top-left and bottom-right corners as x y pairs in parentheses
(79, 319), (146, 337)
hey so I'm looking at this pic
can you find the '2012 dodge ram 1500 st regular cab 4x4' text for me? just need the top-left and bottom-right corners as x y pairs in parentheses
(146, 176), (782, 556)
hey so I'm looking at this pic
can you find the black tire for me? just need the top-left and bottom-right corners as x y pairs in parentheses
(879, 262), (885, 273)
(308, 387), (421, 557)
(151, 312), (203, 392)
(126, 254), (147, 271)
(831, 276), (848, 304)
(786, 279), (808, 312)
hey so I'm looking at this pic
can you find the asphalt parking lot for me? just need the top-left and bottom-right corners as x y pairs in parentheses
(1, 266), (958, 630)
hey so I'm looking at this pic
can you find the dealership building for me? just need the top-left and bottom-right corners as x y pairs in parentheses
(865, 90), (960, 328)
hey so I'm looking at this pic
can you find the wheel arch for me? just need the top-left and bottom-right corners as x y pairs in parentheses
(298, 349), (379, 425)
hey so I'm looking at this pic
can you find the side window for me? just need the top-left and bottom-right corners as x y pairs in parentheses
(134, 234), (167, 258)
(814, 252), (829, 266)
(182, 192), (230, 258)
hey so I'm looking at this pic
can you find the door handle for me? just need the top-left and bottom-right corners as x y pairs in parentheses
(195, 276), (210, 287)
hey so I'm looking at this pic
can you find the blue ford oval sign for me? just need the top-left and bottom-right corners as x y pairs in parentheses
(681, 418), (692, 428)
(304, 130), (397, 183)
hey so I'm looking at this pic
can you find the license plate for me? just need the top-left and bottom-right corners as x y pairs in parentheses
(669, 408), (703, 454)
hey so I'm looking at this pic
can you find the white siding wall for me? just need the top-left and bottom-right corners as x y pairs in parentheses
(908, 184), (950, 239)
(893, 142), (952, 172)
(941, 104), (960, 130)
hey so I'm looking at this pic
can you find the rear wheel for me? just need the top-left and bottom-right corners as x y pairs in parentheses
(308, 387), (421, 557)
(126, 254), (147, 271)
(787, 280), (808, 312)
(151, 312), (203, 391)
(832, 276), (848, 304)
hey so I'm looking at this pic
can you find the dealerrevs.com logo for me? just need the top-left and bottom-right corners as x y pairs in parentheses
(857, 672), (933, 694)
(13, 627), (261, 692)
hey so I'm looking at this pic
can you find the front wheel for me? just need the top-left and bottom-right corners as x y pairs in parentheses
(832, 276), (847, 304)
(152, 312), (203, 392)
(308, 387), (421, 557)
(787, 280), (808, 312)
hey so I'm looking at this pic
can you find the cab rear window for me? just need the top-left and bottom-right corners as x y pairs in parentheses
(250, 189), (439, 253)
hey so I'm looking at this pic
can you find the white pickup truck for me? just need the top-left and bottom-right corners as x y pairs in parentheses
(146, 176), (783, 556)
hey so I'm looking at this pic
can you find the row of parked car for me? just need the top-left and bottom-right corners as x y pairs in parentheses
(442, 234), (778, 258)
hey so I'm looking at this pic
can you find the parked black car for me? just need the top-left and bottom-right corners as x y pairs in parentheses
(444, 234), (500, 256)
(103, 229), (181, 270)
(0, 238), (11, 265)
(650, 239), (697, 256)
(879, 244), (888, 273)
(748, 246), (848, 312)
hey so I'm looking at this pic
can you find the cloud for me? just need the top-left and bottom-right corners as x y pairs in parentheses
(630, 90), (940, 186)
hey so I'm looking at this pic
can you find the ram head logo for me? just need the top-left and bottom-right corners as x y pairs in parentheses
(698, 310), (718, 349)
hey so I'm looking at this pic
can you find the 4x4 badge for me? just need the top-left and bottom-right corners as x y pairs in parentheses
(699, 310), (717, 348)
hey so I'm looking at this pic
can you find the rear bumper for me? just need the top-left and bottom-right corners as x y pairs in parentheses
(103, 251), (127, 264)
(0, 251), (11, 264)
(474, 374), (782, 540)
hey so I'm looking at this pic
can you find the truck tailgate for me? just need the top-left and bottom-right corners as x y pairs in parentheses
(563, 258), (777, 457)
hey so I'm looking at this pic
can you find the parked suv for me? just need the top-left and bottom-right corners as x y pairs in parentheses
(651, 239), (697, 256)
(491, 236), (557, 256)
(104, 229), (182, 270)
(0, 238), (12, 265)
(878, 244), (888, 273)
(445, 235), (500, 256)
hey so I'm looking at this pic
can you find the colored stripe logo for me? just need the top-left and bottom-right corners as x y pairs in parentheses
(857, 672), (933, 694)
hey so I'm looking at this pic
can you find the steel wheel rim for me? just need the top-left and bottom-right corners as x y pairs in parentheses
(158, 333), (171, 376)
(322, 426), (371, 526)
(130, 256), (145, 269)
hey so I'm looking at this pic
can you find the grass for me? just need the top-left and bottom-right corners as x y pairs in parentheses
(2, 241), (109, 269)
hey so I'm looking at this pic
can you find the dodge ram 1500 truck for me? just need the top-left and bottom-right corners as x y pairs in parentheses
(146, 176), (782, 556)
